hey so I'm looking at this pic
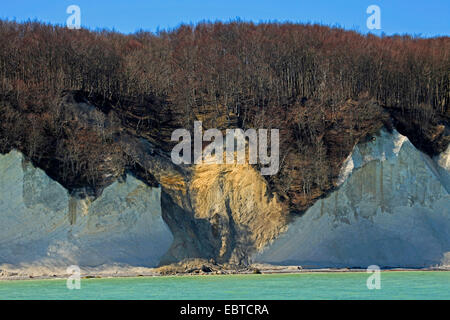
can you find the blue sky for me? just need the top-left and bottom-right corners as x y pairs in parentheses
(1, 0), (449, 37)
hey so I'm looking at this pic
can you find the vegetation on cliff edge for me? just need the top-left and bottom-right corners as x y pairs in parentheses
(0, 20), (448, 213)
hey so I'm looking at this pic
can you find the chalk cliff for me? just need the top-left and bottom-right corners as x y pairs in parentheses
(0, 150), (173, 269)
(1, 20), (449, 273)
(0, 128), (449, 271)
(253, 129), (450, 268)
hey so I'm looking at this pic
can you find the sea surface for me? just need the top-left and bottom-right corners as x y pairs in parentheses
(0, 271), (448, 300)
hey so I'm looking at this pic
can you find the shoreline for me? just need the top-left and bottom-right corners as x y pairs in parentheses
(1, 264), (449, 281)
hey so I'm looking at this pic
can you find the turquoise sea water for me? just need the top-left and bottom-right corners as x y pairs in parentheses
(0, 271), (448, 300)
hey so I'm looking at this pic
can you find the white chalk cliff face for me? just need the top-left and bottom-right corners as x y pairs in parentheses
(254, 129), (450, 268)
(0, 150), (173, 268)
(1, 128), (449, 270)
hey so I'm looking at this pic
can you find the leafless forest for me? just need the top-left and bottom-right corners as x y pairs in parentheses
(0, 20), (448, 212)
